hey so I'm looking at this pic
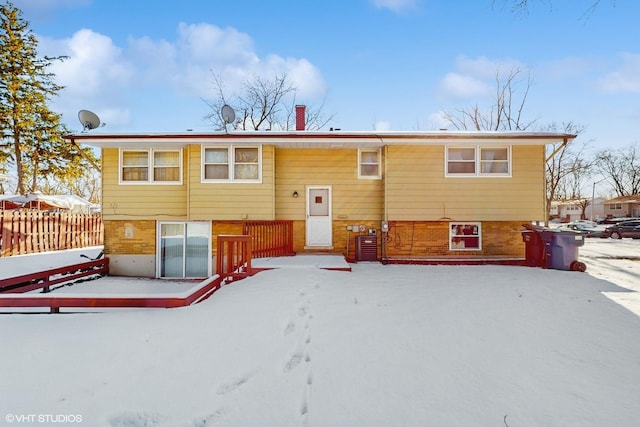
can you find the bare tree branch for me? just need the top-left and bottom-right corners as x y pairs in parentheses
(595, 144), (640, 197)
(204, 72), (333, 131)
(442, 66), (539, 132)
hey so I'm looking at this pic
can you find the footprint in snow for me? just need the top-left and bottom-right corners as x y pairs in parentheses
(284, 353), (303, 372)
(283, 321), (296, 336)
(216, 375), (251, 395)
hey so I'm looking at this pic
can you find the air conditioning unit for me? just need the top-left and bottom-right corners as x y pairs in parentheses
(356, 235), (377, 261)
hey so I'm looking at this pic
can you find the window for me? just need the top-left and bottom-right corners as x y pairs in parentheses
(120, 149), (181, 184)
(450, 222), (481, 251)
(358, 149), (381, 179)
(611, 203), (622, 210)
(447, 148), (476, 174)
(158, 222), (210, 278)
(446, 146), (511, 177)
(202, 146), (261, 182)
(480, 147), (509, 174)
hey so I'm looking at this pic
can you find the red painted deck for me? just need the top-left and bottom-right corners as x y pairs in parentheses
(0, 254), (351, 313)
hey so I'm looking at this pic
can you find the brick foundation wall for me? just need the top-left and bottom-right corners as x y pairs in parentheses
(104, 220), (156, 256)
(104, 219), (526, 261)
(383, 221), (526, 259)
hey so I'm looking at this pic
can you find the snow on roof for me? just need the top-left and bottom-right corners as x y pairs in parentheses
(603, 195), (640, 204)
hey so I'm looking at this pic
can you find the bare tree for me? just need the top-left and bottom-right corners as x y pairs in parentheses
(595, 143), (640, 197)
(544, 122), (593, 222)
(442, 66), (539, 131)
(203, 72), (334, 131)
(494, 0), (615, 17)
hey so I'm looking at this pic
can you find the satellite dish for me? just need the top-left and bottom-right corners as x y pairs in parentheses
(78, 110), (101, 131)
(221, 104), (235, 124)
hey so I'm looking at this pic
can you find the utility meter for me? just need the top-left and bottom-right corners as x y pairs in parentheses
(381, 220), (389, 232)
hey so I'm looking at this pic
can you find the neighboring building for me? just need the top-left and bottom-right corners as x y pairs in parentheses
(66, 120), (575, 278)
(550, 197), (605, 222)
(602, 195), (640, 219)
(0, 193), (98, 213)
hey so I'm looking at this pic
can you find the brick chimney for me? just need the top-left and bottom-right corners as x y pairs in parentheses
(295, 105), (306, 131)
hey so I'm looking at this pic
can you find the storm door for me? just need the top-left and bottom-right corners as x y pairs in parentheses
(305, 186), (332, 247)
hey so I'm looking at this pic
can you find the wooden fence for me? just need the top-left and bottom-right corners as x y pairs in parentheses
(0, 211), (103, 257)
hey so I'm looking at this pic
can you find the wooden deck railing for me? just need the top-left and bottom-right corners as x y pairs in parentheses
(216, 235), (253, 282)
(0, 258), (109, 295)
(0, 211), (103, 257)
(243, 220), (294, 258)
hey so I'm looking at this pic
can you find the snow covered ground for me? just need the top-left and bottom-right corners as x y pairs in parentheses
(1, 238), (639, 426)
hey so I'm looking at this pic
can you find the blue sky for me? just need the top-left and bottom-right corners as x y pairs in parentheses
(11, 0), (640, 150)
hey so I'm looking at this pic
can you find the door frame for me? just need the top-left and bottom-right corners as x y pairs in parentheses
(305, 185), (333, 248)
(156, 221), (212, 279)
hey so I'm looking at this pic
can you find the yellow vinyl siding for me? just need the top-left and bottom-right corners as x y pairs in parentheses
(188, 144), (275, 220)
(386, 145), (545, 221)
(275, 148), (383, 221)
(101, 148), (187, 220)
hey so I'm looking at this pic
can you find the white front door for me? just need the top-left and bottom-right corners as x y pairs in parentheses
(306, 186), (332, 247)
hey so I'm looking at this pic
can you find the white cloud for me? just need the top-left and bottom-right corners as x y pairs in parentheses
(440, 72), (490, 99)
(176, 23), (258, 66)
(45, 29), (133, 97)
(261, 56), (327, 99)
(33, 22), (327, 131)
(598, 52), (640, 93)
(438, 55), (527, 100)
(122, 22), (325, 100)
(38, 29), (133, 128)
(374, 121), (392, 131)
(371, 0), (420, 14)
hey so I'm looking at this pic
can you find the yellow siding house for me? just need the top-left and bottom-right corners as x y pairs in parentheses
(67, 129), (575, 278)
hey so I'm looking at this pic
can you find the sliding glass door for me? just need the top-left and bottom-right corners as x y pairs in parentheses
(159, 222), (210, 278)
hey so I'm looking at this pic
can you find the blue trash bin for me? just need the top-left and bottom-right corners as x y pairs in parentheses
(541, 230), (587, 272)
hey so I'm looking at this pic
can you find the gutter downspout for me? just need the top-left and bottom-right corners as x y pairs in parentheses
(382, 141), (388, 261)
(186, 144), (191, 221)
(545, 137), (569, 163)
(68, 136), (101, 172)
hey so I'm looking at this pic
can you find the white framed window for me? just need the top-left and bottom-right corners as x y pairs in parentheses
(610, 203), (622, 210)
(202, 145), (262, 182)
(446, 146), (511, 177)
(358, 149), (382, 179)
(120, 149), (182, 184)
(449, 222), (482, 251)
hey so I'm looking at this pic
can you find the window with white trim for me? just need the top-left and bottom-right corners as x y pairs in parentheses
(202, 145), (261, 182)
(446, 146), (511, 177)
(358, 149), (381, 179)
(120, 149), (181, 184)
(449, 222), (482, 251)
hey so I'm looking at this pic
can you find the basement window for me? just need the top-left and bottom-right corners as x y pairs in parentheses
(449, 222), (482, 251)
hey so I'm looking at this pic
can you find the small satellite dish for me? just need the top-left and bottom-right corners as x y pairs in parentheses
(221, 104), (235, 124)
(78, 110), (101, 131)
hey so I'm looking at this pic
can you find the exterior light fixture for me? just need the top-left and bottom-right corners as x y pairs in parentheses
(292, 191), (299, 198)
